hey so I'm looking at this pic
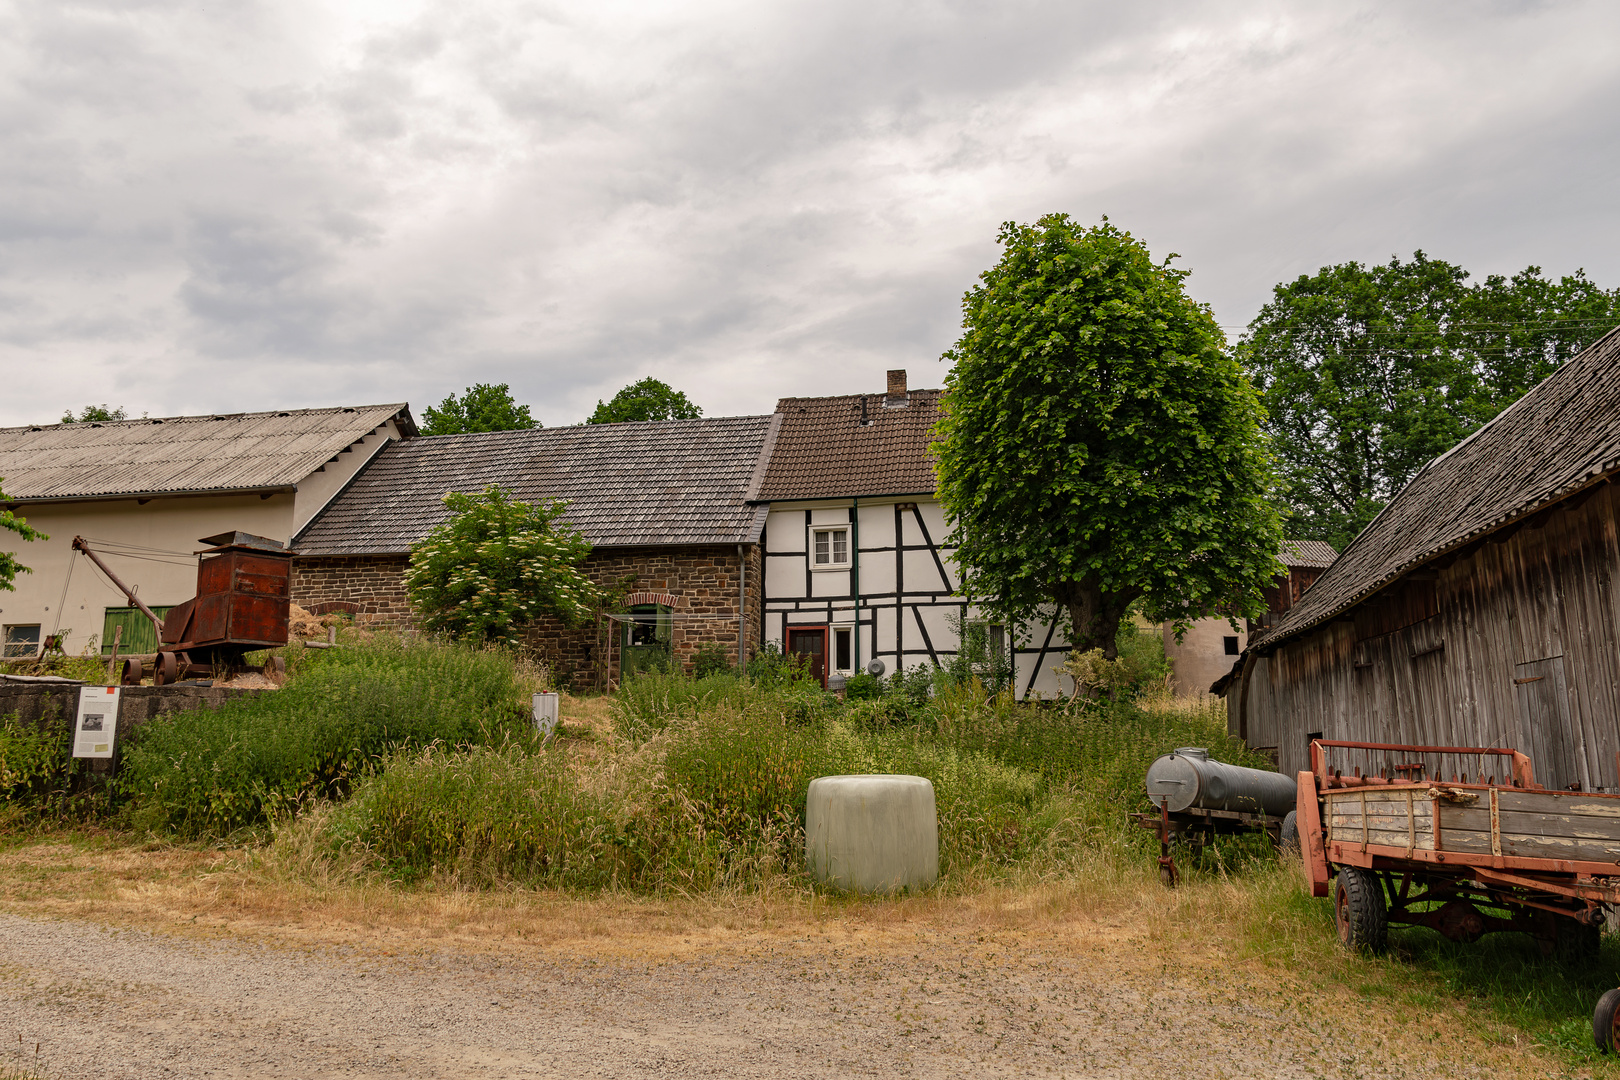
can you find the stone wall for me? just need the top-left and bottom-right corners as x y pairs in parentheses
(526, 544), (764, 691)
(290, 555), (413, 627)
(292, 545), (764, 690)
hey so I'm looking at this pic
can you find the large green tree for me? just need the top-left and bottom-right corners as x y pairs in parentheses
(421, 383), (538, 436)
(936, 215), (1285, 658)
(403, 486), (603, 646)
(1242, 255), (1620, 549)
(0, 479), (46, 592)
(587, 378), (702, 424)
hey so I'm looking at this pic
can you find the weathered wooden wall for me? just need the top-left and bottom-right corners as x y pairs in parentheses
(1235, 480), (1620, 790)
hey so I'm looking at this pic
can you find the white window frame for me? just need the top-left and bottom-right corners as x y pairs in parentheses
(808, 525), (851, 571)
(831, 623), (855, 673)
(2, 623), (41, 659)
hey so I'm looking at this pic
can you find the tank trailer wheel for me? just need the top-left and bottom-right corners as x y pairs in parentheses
(1594, 988), (1620, 1052)
(153, 651), (179, 686)
(263, 656), (285, 679)
(1334, 867), (1388, 955)
(121, 658), (143, 686)
(1278, 810), (1300, 855)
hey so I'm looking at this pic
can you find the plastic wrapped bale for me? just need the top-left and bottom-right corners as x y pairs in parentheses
(805, 775), (939, 894)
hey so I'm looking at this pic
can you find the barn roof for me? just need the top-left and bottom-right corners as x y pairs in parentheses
(293, 415), (774, 555)
(0, 404), (414, 502)
(1281, 539), (1338, 570)
(1254, 326), (1620, 651)
(754, 388), (941, 501)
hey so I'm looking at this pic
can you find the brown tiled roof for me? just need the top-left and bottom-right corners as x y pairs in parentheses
(1255, 325), (1620, 651)
(754, 389), (941, 500)
(293, 415), (773, 555)
(1281, 539), (1338, 569)
(0, 404), (414, 502)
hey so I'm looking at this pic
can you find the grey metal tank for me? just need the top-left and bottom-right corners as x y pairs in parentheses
(1144, 747), (1297, 816)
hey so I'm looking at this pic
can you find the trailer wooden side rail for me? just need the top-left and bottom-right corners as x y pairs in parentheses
(1298, 739), (1620, 1052)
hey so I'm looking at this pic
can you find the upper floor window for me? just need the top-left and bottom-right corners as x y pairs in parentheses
(810, 526), (850, 569)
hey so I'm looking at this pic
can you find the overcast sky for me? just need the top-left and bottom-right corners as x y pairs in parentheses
(2, 0), (1617, 428)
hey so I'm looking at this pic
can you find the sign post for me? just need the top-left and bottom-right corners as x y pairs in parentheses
(72, 685), (120, 759)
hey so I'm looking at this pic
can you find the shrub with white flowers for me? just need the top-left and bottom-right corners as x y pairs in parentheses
(404, 486), (604, 646)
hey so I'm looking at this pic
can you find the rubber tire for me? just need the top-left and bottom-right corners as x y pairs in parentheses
(1558, 919), (1603, 968)
(1334, 867), (1388, 955)
(1279, 810), (1300, 855)
(1593, 987), (1620, 1052)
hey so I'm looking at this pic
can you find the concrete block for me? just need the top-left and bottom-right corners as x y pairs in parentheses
(805, 775), (938, 894)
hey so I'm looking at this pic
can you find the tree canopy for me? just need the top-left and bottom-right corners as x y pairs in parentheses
(420, 383), (538, 436)
(61, 405), (127, 423)
(935, 215), (1285, 658)
(403, 486), (603, 646)
(587, 378), (702, 424)
(0, 479), (46, 592)
(1242, 255), (1620, 549)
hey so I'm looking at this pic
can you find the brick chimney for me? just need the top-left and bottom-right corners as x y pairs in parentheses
(885, 369), (908, 407)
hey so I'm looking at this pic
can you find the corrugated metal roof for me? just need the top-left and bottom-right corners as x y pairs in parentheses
(754, 389), (941, 500)
(0, 404), (413, 501)
(293, 415), (774, 555)
(1254, 325), (1620, 651)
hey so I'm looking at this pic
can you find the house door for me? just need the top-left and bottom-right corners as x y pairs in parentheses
(1514, 655), (1581, 790)
(787, 627), (828, 687)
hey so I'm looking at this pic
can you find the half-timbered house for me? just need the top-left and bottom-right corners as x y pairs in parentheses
(1219, 327), (1620, 789)
(753, 370), (1070, 696)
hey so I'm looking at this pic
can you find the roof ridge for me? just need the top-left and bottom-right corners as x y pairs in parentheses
(0, 402), (408, 435)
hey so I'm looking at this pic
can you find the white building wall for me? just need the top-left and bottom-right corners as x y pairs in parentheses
(760, 497), (1071, 698)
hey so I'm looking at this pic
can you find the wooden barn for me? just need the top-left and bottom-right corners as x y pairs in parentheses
(1219, 327), (1620, 790)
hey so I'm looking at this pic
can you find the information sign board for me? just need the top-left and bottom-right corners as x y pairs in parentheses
(72, 685), (120, 759)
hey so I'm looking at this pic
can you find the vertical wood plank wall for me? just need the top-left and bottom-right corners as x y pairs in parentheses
(1236, 483), (1620, 789)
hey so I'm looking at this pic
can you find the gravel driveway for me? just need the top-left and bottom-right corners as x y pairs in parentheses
(0, 911), (1536, 1078)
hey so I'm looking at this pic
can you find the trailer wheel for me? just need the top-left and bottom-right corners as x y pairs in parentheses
(1334, 867), (1388, 954)
(1593, 987), (1620, 1052)
(1279, 811), (1300, 855)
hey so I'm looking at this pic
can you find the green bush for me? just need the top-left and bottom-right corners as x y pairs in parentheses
(120, 637), (535, 838)
(689, 641), (734, 679)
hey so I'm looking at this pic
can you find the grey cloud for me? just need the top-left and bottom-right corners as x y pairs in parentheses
(2, 0), (1618, 428)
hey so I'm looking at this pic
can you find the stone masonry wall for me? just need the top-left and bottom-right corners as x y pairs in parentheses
(526, 544), (764, 691)
(290, 555), (413, 627)
(292, 546), (764, 690)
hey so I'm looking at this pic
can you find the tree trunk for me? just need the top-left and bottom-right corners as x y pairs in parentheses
(1056, 577), (1142, 659)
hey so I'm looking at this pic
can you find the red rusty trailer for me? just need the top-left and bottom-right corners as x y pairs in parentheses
(1297, 739), (1620, 1050)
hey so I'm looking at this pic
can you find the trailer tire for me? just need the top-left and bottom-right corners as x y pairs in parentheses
(1593, 987), (1620, 1052)
(1279, 811), (1300, 855)
(1334, 867), (1388, 955)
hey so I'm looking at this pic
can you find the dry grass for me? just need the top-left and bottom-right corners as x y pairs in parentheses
(0, 828), (1609, 1078)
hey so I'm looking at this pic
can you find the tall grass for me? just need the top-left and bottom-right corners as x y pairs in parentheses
(317, 665), (1255, 891)
(120, 636), (539, 838)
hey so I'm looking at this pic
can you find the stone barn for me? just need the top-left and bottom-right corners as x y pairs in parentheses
(290, 416), (774, 689)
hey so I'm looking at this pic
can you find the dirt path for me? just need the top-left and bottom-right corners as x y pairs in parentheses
(0, 908), (1545, 1079)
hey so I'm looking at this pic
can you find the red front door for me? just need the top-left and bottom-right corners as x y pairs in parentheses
(787, 627), (828, 687)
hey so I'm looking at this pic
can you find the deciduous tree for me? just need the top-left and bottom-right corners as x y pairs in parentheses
(421, 384), (538, 436)
(0, 480), (46, 592)
(587, 378), (701, 424)
(403, 486), (602, 646)
(936, 215), (1285, 658)
(61, 405), (127, 423)
(1243, 255), (1620, 548)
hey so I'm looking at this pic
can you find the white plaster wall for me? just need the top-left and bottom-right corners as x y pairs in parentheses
(0, 493), (296, 656)
(810, 569), (850, 598)
(765, 554), (806, 601)
(856, 502), (895, 549)
(290, 418), (403, 534)
(765, 510), (806, 553)
(1163, 617), (1245, 697)
(902, 549), (950, 593)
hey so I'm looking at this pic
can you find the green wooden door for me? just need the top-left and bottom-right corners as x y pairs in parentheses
(101, 607), (174, 655)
